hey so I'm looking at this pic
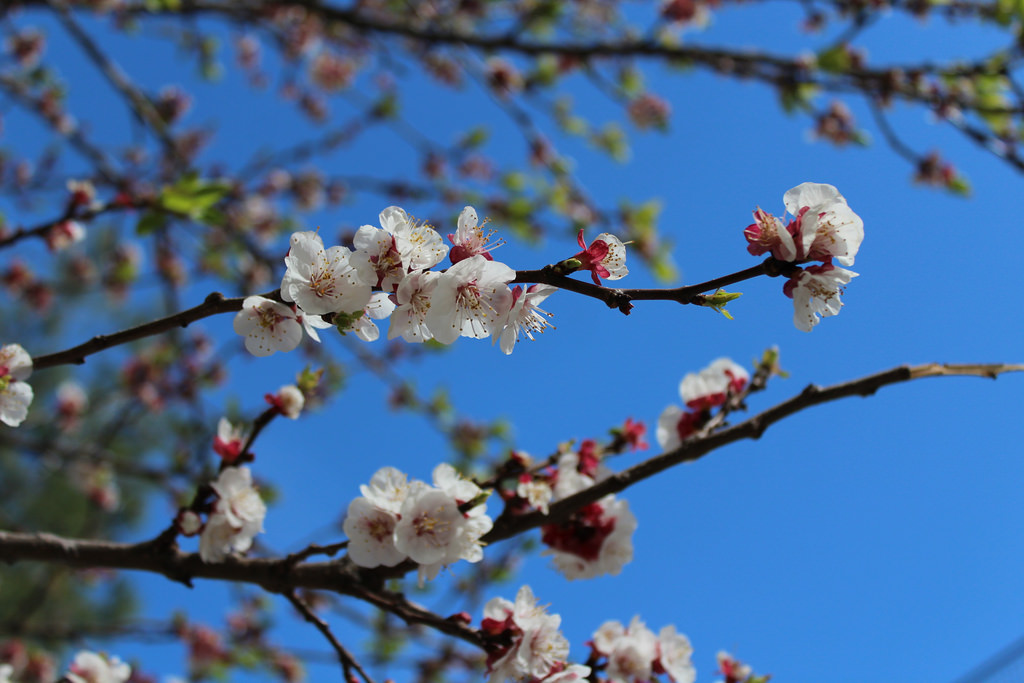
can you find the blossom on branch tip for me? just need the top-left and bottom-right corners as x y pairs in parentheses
(65, 650), (131, 683)
(784, 262), (857, 332)
(199, 466), (266, 562)
(0, 343), (33, 427)
(743, 207), (797, 261)
(267, 384), (304, 419)
(571, 230), (629, 285)
(716, 651), (753, 683)
(213, 418), (245, 463)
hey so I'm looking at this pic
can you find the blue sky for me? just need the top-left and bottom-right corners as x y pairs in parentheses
(4, 4), (1024, 683)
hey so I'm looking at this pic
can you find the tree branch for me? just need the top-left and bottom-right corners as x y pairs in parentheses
(0, 530), (486, 650)
(31, 290), (276, 370)
(485, 362), (1024, 540)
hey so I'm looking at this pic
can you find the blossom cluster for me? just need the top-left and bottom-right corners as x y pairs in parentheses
(481, 585), (590, 682)
(590, 616), (696, 683)
(502, 447), (637, 580)
(744, 182), (863, 331)
(234, 206), (629, 357)
(656, 358), (750, 451)
(175, 465), (267, 563)
(343, 464), (493, 584)
(0, 343), (33, 428)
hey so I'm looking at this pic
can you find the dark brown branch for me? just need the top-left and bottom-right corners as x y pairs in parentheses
(513, 257), (795, 314)
(0, 530), (486, 649)
(484, 362), (1024, 541)
(32, 290), (278, 370)
(4, 363), (1019, 603)
(0, 198), (149, 250)
(31, 255), (787, 370)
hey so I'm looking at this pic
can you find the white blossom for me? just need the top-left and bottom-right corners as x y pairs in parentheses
(345, 465), (491, 583)
(199, 466), (266, 562)
(786, 263), (858, 332)
(656, 404), (686, 452)
(599, 616), (658, 683)
(658, 625), (696, 683)
(544, 495), (636, 580)
(350, 292), (396, 342)
(387, 206), (448, 273)
(65, 650), (131, 683)
(281, 231), (372, 315)
(784, 182), (864, 266)
(359, 466), (411, 514)
(594, 232), (629, 281)
(388, 269), (440, 343)
(498, 284), (556, 354)
(232, 296), (304, 357)
(449, 205), (503, 263)
(483, 586), (581, 682)
(0, 343), (33, 427)
(342, 496), (406, 568)
(355, 206), (447, 289)
(543, 664), (592, 682)
(426, 255), (515, 345)
(679, 357), (749, 410)
(47, 220), (86, 251)
(516, 477), (553, 514)
(274, 384), (305, 419)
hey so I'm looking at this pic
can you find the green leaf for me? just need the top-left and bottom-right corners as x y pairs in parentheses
(779, 83), (817, 113)
(618, 66), (644, 97)
(592, 122), (630, 162)
(459, 126), (489, 148)
(135, 210), (167, 235)
(947, 174), (972, 196)
(144, 0), (181, 10)
(698, 288), (742, 319)
(158, 173), (231, 221)
(817, 44), (851, 73)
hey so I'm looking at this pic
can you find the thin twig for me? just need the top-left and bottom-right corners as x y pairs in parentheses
(31, 289), (278, 370)
(285, 590), (376, 683)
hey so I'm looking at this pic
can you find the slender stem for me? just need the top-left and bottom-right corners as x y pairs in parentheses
(30, 257), (783, 370)
(285, 591), (376, 683)
(31, 290), (278, 370)
(484, 362), (1024, 541)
